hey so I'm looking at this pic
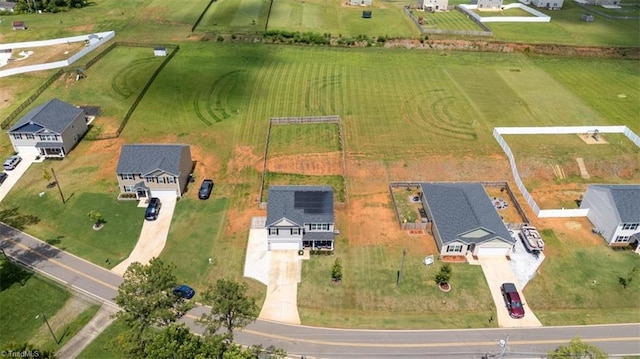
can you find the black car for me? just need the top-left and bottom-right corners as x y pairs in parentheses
(173, 285), (195, 299)
(145, 197), (162, 221)
(0, 172), (7, 186)
(198, 179), (214, 200)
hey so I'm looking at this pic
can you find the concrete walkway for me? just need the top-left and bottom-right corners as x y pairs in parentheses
(56, 303), (119, 359)
(478, 257), (542, 328)
(111, 197), (177, 275)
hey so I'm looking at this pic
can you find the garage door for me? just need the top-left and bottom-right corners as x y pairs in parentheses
(476, 246), (509, 257)
(150, 189), (178, 199)
(268, 240), (301, 251)
(16, 146), (40, 156)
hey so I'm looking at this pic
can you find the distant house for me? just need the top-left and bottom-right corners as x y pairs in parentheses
(349, 0), (373, 5)
(530, 0), (563, 9)
(116, 144), (192, 200)
(419, 0), (448, 11)
(8, 99), (88, 158)
(585, 0), (619, 5)
(420, 182), (515, 258)
(12, 21), (26, 30)
(472, 0), (503, 10)
(153, 47), (167, 57)
(0, 1), (16, 12)
(580, 184), (640, 249)
(266, 185), (335, 251)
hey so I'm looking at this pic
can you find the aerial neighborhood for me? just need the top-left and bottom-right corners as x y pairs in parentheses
(0, 0), (638, 358)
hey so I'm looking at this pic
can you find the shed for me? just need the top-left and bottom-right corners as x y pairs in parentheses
(154, 47), (167, 57)
(12, 21), (26, 30)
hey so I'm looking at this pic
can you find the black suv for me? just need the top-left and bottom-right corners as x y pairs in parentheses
(145, 197), (162, 221)
(0, 172), (7, 186)
(198, 179), (214, 200)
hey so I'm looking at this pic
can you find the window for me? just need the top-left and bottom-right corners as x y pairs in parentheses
(123, 185), (134, 193)
(120, 174), (135, 180)
(268, 228), (278, 235)
(309, 223), (330, 231)
(144, 176), (155, 183)
(446, 244), (463, 253)
(291, 228), (301, 235)
(157, 177), (166, 184)
(614, 236), (630, 243)
(26, 134), (35, 140)
(622, 223), (639, 231)
(12, 134), (23, 140)
(167, 177), (176, 183)
(38, 134), (58, 141)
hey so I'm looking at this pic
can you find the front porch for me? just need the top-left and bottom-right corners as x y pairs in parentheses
(35, 142), (65, 158)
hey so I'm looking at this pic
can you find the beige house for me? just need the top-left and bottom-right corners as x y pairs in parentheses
(116, 144), (192, 199)
(473, 0), (503, 10)
(419, 0), (448, 11)
(8, 99), (88, 158)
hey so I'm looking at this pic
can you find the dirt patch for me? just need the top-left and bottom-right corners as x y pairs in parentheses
(227, 146), (261, 181)
(1, 42), (86, 70)
(85, 137), (126, 183)
(578, 133), (609, 144)
(264, 152), (343, 175)
(0, 87), (14, 110)
(186, 144), (223, 199)
(536, 216), (604, 256)
(69, 24), (95, 32)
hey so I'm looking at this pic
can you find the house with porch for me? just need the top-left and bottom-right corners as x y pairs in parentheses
(419, 0), (448, 11)
(266, 185), (335, 251)
(8, 99), (88, 158)
(420, 182), (515, 258)
(580, 184), (640, 251)
(116, 144), (192, 200)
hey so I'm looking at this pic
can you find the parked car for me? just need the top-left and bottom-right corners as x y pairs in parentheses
(501, 282), (525, 319)
(173, 285), (195, 299)
(0, 172), (7, 186)
(198, 179), (214, 200)
(144, 197), (162, 221)
(3, 155), (22, 171)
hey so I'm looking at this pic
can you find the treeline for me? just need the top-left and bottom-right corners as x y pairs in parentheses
(3, 0), (87, 14)
(262, 30), (395, 46)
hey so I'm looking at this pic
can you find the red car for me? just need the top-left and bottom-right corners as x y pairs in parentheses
(501, 283), (525, 319)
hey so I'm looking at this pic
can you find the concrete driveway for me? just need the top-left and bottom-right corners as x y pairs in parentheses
(478, 257), (542, 328)
(245, 217), (302, 325)
(112, 196), (177, 275)
(0, 153), (40, 202)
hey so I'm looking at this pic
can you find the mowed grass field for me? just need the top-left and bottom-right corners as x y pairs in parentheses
(1, 41), (639, 329)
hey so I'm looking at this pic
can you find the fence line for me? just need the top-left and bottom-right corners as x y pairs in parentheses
(493, 126), (640, 218)
(457, 4), (550, 23)
(403, 6), (492, 36)
(1, 69), (63, 129)
(258, 116), (346, 205)
(192, 0), (216, 32)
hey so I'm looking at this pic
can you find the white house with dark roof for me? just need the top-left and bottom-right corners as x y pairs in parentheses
(420, 182), (515, 258)
(580, 184), (640, 249)
(7, 99), (88, 158)
(266, 185), (335, 251)
(116, 144), (192, 200)
(0, 1), (17, 12)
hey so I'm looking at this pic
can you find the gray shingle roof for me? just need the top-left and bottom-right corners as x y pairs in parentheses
(9, 99), (84, 134)
(420, 182), (514, 245)
(590, 184), (640, 223)
(266, 185), (334, 227)
(116, 144), (190, 176)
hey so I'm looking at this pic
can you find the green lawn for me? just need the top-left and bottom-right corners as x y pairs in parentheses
(0, 259), (100, 351)
(77, 317), (130, 359)
(197, 0), (272, 32)
(525, 230), (640, 325)
(420, 9), (486, 31)
(268, 123), (342, 156)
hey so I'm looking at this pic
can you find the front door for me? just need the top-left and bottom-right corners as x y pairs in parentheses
(468, 243), (476, 254)
(137, 189), (147, 198)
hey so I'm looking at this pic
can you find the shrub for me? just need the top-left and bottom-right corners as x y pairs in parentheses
(331, 258), (343, 282)
(434, 263), (452, 284)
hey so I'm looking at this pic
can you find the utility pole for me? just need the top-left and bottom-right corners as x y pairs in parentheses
(50, 167), (66, 204)
(498, 334), (510, 359)
(36, 312), (59, 344)
(396, 247), (407, 288)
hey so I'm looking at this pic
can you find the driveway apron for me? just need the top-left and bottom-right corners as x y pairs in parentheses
(258, 250), (301, 325)
(479, 257), (543, 328)
(112, 197), (177, 275)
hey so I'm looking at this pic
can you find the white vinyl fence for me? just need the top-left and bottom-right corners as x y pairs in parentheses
(0, 31), (115, 78)
(493, 126), (640, 218)
(458, 3), (550, 23)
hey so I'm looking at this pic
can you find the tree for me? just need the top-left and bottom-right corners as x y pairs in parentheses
(619, 265), (638, 289)
(331, 258), (343, 282)
(548, 337), (607, 359)
(199, 279), (259, 340)
(87, 210), (104, 228)
(143, 323), (204, 359)
(4, 341), (57, 358)
(42, 169), (52, 186)
(114, 258), (192, 356)
(434, 263), (452, 284)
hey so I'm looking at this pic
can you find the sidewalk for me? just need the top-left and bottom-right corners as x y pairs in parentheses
(56, 303), (120, 359)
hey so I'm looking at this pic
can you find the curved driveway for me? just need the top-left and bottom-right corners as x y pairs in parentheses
(1, 222), (639, 358)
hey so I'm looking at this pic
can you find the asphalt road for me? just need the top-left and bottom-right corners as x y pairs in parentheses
(2, 222), (639, 359)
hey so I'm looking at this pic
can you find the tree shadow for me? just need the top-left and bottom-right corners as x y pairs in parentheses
(0, 254), (33, 291)
(0, 206), (40, 231)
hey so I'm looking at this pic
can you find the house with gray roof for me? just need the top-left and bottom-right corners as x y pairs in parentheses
(580, 184), (640, 250)
(266, 185), (335, 251)
(116, 144), (192, 200)
(0, 2), (17, 12)
(420, 182), (515, 258)
(8, 99), (88, 158)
